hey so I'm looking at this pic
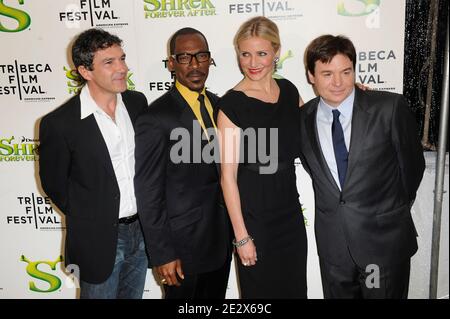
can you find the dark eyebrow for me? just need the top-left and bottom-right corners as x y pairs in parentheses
(102, 54), (126, 63)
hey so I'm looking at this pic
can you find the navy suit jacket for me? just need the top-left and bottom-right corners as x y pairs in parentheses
(299, 87), (425, 267)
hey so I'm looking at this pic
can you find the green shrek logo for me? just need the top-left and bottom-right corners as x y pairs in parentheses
(0, 0), (31, 32)
(143, 0), (216, 19)
(21, 255), (63, 293)
(337, 0), (380, 16)
(0, 136), (38, 162)
(64, 66), (82, 95)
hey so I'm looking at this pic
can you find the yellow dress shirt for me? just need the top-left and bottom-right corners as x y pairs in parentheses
(175, 81), (216, 134)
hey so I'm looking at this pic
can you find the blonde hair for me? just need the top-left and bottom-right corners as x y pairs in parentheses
(233, 16), (280, 53)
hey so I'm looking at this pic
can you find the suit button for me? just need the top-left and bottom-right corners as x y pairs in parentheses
(340, 200), (346, 205)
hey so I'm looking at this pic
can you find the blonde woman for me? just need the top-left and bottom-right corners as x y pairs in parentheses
(217, 16), (307, 298)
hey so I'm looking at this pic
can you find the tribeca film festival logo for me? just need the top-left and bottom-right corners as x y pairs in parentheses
(143, 0), (216, 19)
(338, 0), (381, 28)
(0, 61), (56, 102)
(5, 193), (64, 231)
(63, 66), (136, 95)
(228, 0), (303, 21)
(338, 1), (398, 91)
(21, 255), (80, 293)
(0, 0), (31, 33)
(357, 49), (397, 90)
(0, 136), (38, 162)
(59, 0), (128, 29)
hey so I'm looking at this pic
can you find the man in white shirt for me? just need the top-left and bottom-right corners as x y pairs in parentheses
(39, 28), (148, 298)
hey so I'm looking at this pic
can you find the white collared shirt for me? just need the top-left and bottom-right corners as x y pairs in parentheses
(80, 85), (137, 218)
(316, 88), (354, 190)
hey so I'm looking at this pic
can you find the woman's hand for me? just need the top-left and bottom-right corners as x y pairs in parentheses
(236, 239), (258, 267)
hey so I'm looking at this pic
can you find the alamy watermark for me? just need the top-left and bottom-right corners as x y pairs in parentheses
(169, 121), (279, 174)
(365, 264), (380, 289)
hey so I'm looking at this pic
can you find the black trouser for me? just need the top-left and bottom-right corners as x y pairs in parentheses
(319, 249), (411, 299)
(163, 260), (231, 299)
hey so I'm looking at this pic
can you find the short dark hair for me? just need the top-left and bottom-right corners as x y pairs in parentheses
(71, 28), (122, 83)
(169, 27), (209, 55)
(305, 34), (356, 76)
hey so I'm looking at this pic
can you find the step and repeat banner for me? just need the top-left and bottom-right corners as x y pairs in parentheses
(1, 0), (406, 298)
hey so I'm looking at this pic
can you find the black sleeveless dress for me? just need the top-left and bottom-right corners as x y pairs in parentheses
(218, 78), (307, 298)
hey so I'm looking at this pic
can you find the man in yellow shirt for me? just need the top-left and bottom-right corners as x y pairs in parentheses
(134, 28), (231, 299)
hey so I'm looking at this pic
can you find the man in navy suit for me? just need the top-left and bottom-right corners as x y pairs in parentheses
(299, 35), (425, 298)
(39, 28), (148, 299)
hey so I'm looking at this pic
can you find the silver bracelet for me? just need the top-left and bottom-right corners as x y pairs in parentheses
(232, 236), (254, 248)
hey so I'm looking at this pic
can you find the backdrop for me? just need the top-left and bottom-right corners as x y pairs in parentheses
(1, 0), (430, 299)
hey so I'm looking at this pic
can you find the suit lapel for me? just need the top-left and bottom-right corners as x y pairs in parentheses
(74, 96), (116, 180)
(305, 98), (341, 192)
(346, 88), (370, 183)
(82, 115), (116, 180)
(169, 87), (199, 133)
(122, 94), (138, 123)
(171, 87), (215, 147)
(122, 91), (146, 124)
(169, 87), (220, 176)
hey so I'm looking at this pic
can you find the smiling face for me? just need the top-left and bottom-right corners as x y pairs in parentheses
(168, 33), (210, 92)
(237, 36), (278, 82)
(78, 44), (128, 96)
(308, 53), (355, 107)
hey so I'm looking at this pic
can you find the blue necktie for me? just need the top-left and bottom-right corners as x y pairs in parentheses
(332, 110), (348, 188)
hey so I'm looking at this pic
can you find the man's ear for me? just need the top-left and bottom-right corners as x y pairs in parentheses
(307, 70), (315, 84)
(168, 57), (175, 72)
(77, 66), (91, 81)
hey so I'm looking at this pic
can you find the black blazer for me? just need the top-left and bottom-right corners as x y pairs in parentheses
(38, 90), (148, 284)
(299, 87), (425, 267)
(134, 86), (231, 275)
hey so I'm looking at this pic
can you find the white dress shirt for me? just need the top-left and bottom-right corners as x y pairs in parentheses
(80, 85), (137, 218)
(316, 88), (355, 190)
